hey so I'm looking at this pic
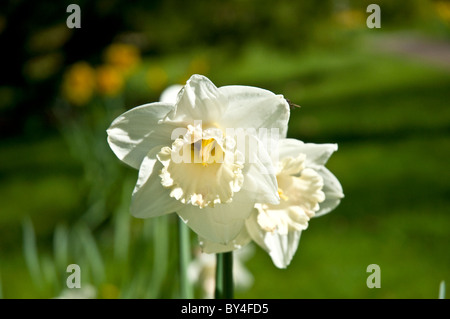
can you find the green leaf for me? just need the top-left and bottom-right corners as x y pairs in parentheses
(439, 281), (446, 299)
(22, 217), (44, 290)
(53, 224), (69, 277)
(75, 223), (105, 286)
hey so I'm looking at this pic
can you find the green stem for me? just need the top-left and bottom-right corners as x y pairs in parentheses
(178, 217), (193, 299)
(215, 252), (234, 299)
(223, 252), (234, 298)
(215, 253), (223, 298)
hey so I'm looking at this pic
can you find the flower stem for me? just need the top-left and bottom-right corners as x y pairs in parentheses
(178, 217), (193, 299)
(223, 252), (234, 298)
(215, 253), (223, 298)
(215, 252), (234, 299)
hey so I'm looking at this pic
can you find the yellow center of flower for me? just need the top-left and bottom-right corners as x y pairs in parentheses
(277, 188), (289, 201)
(191, 138), (222, 166)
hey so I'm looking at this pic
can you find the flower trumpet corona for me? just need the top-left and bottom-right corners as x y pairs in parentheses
(107, 75), (290, 244)
(201, 139), (344, 268)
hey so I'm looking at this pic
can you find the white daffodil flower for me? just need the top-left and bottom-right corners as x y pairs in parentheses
(107, 75), (290, 244)
(201, 138), (344, 268)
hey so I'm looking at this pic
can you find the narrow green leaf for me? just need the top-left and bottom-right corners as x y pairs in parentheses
(41, 254), (58, 296)
(146, 215), (170, 298)
(53, 224), (69, 278)
(439, 281), (446, 299)
(22, 217), (43, 289)
(76, 223), (105, 286)
(178, 216), (193, 299)
(113, 178), (133, 263)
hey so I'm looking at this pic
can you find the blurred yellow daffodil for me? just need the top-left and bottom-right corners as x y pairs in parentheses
(435, 1), (450, 23)
(62, 61), (96, 106)
(96, 65), (124, 97)
(103, 43), (141, 75)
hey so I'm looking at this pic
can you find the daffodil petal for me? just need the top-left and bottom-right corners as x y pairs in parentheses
(245, 211), (301, 269)
(130, 147), (184, 218)
(159, 84), (183, 104)
(177, 191), (255, 244)
(314, 167), (344, 217)
(198, 227), (252, 254)
(218, 85), (290, 137)
(244, 211), (267, 253)
(164, 74), (227, 124)
(277, 139), (338, 168)
(107, 102), (177, 169)
(240, 134), (280, 205)
(263, 229), (301, 269)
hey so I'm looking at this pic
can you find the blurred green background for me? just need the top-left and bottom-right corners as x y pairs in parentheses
(0, 0), (449, 298)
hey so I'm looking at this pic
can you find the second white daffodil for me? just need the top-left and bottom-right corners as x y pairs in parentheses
(201, 139), (344, 268)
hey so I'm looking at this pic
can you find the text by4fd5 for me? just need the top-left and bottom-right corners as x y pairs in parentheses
(226, 303), (268, 314)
